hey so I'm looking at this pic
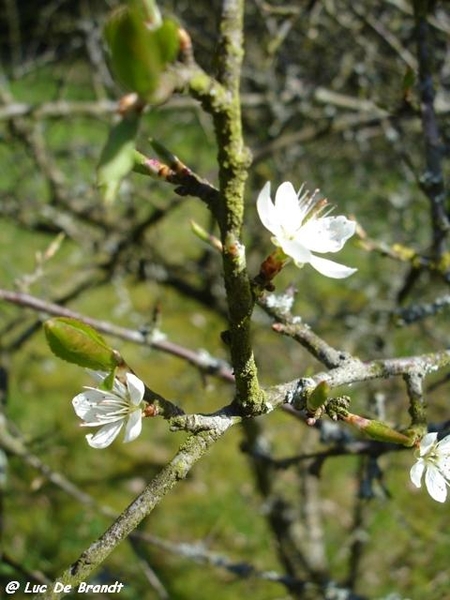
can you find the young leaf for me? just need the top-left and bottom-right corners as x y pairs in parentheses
(152, 18), (180, 65)
(345, 413), (414, 446)
(307, 381), (329, 411)
(128, 0), (162, 27)
(97, 112), (140, 203)
(44, 317), (122, 371)
(104, 4), (179, 102)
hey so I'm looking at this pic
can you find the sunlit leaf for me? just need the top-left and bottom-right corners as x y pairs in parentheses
(44, 317), (121, 371)
(104, 4), (179, 102)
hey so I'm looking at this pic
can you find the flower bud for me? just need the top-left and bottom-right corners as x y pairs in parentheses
(345, 413), (413, 446)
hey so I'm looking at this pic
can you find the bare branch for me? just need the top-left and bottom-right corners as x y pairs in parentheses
(0, 288), (235, 382)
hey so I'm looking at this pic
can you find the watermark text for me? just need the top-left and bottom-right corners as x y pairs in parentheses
(5, 580), (125, 595)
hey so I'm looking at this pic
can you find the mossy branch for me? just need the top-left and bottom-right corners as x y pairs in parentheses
(171, 0), (262, 412)
(202, 0), (262, 414)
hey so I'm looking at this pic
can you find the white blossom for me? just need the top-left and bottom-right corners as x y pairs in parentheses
(410, 432), (450, 502)
(72, 371), (145, 449)
(257, 181), (357, 279)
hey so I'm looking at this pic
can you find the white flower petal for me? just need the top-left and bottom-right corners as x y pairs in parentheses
(112, 377), (127, 397)
(72, 391), (105, 421)
(436, 434), (450, 454)
(123, 410), (143, 443)
(436, 452), (450, 476)
(410, 460), (425, 488)
(85, 369), (108, 382)
(299, 216), (356, 253)
(72, 390), (124, 425)
(257, 182), (281, 236)
(274, 182), (304, 227)
(126, 373), (145, 405)
(279, 238), (312, 264)
(86, 421), (124, 449)
(308, 255), (358, 279)
(419, 432), (438, 455)
(424, 464), (448, 503)
(72, 393), (91, 420)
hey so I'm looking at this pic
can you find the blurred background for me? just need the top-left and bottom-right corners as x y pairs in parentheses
(1, 1), (450, 598)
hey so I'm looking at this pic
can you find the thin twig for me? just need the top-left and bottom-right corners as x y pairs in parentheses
(0, 288), (235, 382)
(36, 425), (234, 600)
(413, 0), (448, 256)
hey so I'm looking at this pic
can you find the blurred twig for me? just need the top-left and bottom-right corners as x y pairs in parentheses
(0, 288), (235, 382)
(134, 528), (370, 599)
(0, 414), (115, 515)
(413, 0), (448, 257)
(36, 424), (234, 599)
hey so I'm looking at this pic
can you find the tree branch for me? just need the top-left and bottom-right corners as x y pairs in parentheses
(35, 424), (233, 600)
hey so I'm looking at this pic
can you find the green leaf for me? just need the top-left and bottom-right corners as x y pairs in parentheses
(104, 4), (179, 102)
(153, 18), (180, 65)
(97, 112), (140, 203)
(100, 370), (117, 391)
(127, 0), (162, 26)
(307, 381), (329, 411)
(44, 318), (122, 371)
